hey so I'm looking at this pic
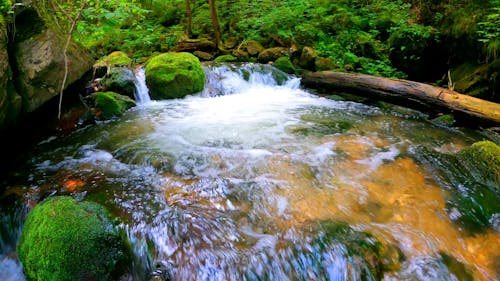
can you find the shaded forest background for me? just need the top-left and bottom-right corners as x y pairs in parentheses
(2, 0), (499, 89)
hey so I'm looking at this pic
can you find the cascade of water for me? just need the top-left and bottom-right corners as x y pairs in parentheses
(201, 63), (300, 97)
(134, 67), (152, 104)
(2, 63), (498, 281)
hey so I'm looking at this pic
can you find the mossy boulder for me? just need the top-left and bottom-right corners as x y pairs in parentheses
(100, 67), (137, 99)
(315, 57), (335, 71)
(236, 40), (264, 57)
(273, 56), (295, 74)
(17, 196), (131, 281)
(457, 140), (500, 190)
(257, 47), (289, 63)
(299, 46), (317, 70)
(214, 54), (238, 62)
(88, 91), (136, 119)
(95, 51), (132, 69)
(145, 52), (205, 100)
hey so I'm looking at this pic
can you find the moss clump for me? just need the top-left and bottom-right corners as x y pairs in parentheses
(92, 91), (136, 118)
(95, 51), (132, 69)
(273, 56), (295, 74)
(145, 52), (205, 100)
(457, 140), (500, 190)
(431, 114), (455, 126)
(17, 196), (130, 281)
(214, 54), (238, 62)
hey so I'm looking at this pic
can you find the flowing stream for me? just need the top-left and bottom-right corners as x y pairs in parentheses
(0, 63), (499, 281)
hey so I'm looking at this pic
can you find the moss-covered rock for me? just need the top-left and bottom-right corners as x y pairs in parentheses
(431, 114), (455, 127)
(17, 196), (130, 281)
(257, 47), (289, 63)
(273, 56), (295, 74)
(89, 91), (136, 118)
(237, 40), (264, 57)
(315, 57), (335, 71)
(315, 221), (401, 279)
(100, 67), (137, 99)
(145, 52), (205, 100)
(94, 51), (132, 71)
(299, 46), (317, 70)
(411, 145), (500, 233)
(457, 140), (500, 190)
(214, 54), (238, 62)
(451, 59), (500, 102)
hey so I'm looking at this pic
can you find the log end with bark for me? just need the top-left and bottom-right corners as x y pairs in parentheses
(301, 71), (500, 127)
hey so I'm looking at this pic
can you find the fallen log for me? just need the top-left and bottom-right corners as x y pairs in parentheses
(301, 71), (500, 125)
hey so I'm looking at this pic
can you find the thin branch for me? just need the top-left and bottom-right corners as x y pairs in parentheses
(58, 1), (86, 119)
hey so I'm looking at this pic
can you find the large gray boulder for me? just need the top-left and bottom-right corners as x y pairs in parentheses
(15, 28), (93, 112)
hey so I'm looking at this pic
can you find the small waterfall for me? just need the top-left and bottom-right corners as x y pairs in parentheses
(134, 67), (152, 104)
(202, 63), (300, 97)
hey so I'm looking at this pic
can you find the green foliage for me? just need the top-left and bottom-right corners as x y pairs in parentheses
(145, 52), (205, 99)
(74, 0), (181, 60)
(0, 0), (11, 15)
(17, 196), (130, 281)
(477, 1), (500, 59)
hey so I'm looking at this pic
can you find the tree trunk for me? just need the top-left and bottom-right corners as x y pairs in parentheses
(301, 71), (500, 125)
(208, 0), (221, 49)
(186, 0), (192, 37)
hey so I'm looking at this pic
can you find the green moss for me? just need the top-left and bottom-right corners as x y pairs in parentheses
(145, 52), (205, 100)
(457, 141), (500, 190)
(93, 91), (136, 118)
(17, 196), (130, 281)
(94, 51), (132, 69)
(273, 56), (295, 74)
(214, 54), (238, 62)
(431, 114), (455, 127)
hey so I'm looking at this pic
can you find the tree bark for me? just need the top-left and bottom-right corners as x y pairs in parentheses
(301, 71), (500, 125)
(208, 0), (221, 49)
(186, 0), (192, 37)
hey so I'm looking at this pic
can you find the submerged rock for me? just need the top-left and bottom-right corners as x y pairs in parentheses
(412, 145), (500, 233)
(457, 140), (500, 191)
(17, 196), (131, 281)
(145, 52), (205, 100)
(315, 221), (401, 279)
(87, 91), (136, 119)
